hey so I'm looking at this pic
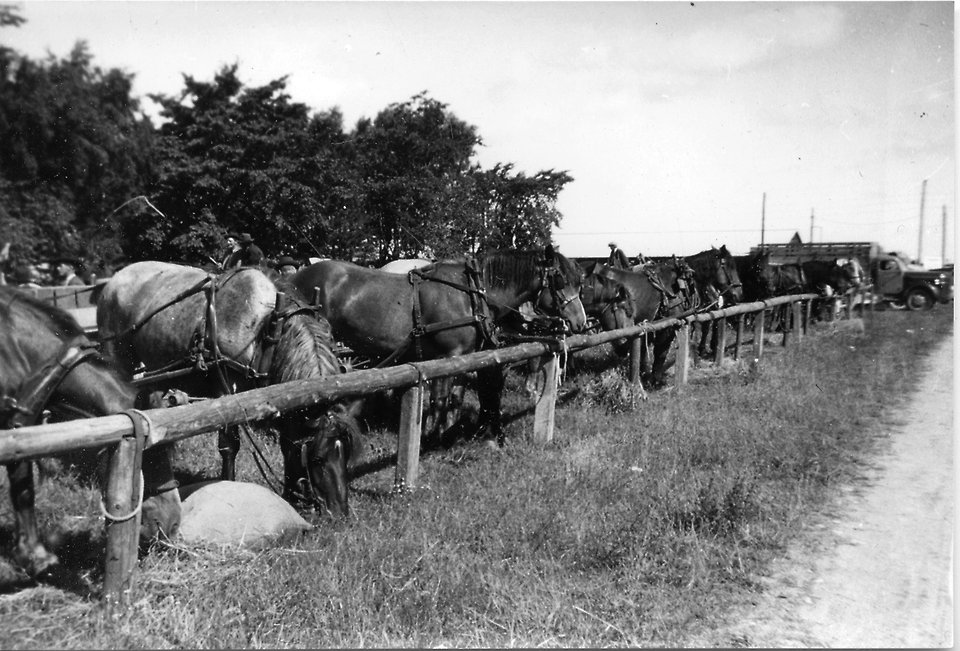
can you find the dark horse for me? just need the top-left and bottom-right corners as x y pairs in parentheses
(582, 259), (697, 386)
(288, 246), (588, 446)
(734, 251), (777, 302)
(1, 286), (181, 577)
(684, 246), (744, 358)
(97, 262), (361, 516)
(801, 258), (860, 321)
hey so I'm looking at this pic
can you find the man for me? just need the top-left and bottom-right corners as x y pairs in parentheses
(54, 257), (86, 286)
(276, 255), (299, 277)
(223, 232), (265, 269)
(607, 242), (630, 270)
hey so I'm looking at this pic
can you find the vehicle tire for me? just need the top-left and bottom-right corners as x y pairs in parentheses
(905, 287), (935, 311)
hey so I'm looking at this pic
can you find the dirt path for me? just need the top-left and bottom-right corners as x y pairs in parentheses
(708, 335), (954, 648)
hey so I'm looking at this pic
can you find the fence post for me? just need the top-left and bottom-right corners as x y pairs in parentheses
(733, 314), (744, 360)
(675, 323), (690, 388)
(628, 336), (643, 384)
(533, 353), (559, 443)
(792, 301), (803, 345)
(395, 383), (424, 491)
(713, 317), (727, 364)
(752, 308), (766, 364)
(803, 300), (812, 334)
(102, 431), (144, 606)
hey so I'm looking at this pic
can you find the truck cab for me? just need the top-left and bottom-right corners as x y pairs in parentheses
(870, 254), (953, 310)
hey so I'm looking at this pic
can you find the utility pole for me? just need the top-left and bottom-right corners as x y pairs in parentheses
(917, 179), (927, 263)
(942, 204), (948, 265)
(809, 208), (814, 243)
(760, 192), (766, 250)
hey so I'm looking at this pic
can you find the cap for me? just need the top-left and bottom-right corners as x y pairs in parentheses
(238, 233), (254, 244)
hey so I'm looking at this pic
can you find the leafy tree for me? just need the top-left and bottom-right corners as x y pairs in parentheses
(0, 33), (153, 271)
(353, 92), (482, 263)
(146, 65), (330, 264)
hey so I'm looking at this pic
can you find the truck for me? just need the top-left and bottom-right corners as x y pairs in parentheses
(750, 240), (953, 311)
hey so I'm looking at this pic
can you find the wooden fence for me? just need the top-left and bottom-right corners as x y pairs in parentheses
(1, 290), (863, 604)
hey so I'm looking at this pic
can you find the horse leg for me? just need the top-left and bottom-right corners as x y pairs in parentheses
(650, 330), (675, 388)
(218, 425), (241, 481)
(6, 460), (58, 576)
(139, 447), (182, 546)
(476, 366), (506, 447)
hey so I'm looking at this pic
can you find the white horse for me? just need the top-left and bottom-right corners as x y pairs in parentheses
(379, 259), (433, 274)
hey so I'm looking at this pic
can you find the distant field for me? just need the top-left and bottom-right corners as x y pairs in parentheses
(0, 306), (951, 648)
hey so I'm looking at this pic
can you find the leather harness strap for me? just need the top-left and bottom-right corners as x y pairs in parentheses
(1, 336), (100, 431)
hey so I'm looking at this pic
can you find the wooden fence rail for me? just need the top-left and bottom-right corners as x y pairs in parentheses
(2, 290), (850, 602)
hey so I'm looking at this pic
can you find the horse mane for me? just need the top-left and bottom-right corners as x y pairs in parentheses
(271, 312), (342, 384)
(480, 248), (581, 289)
(480, 249), (543, 289)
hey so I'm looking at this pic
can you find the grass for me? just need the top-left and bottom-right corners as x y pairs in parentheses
(0, 306), (952, 648)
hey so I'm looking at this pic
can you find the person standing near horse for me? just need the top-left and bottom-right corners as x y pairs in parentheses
(53, 257), (86, 286)
(222, 232), (265, 269)
(276, 255), (300, 277)
(607, 242), (630, 269)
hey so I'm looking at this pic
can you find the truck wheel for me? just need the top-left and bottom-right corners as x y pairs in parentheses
(905, 287), (935, 311)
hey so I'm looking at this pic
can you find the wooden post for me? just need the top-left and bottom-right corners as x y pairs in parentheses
(792, 301), (803, 345)
(713, 317), (727, 364)
(532, 354), (559, 443)
(803, 299), (811, 334)
(733, 314), (744, 360)
(845, 293), (853, 319)
(102, 431), (145, 606)
(629, 336), (643, 384)
(782, 305), (790, 347)
(675, 323), (690, 388)
(752, 308), (766, 364)
(395, 383), (424, 491)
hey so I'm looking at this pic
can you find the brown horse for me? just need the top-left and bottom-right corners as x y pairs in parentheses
(288, 246), (588, 445)
(1, 286), (181, 577)
(96, 262), (360, 516)
(683, 246), (744, 358)
(582, 260), (695, 386)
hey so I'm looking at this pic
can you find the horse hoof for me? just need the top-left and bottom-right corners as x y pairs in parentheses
(15, 545), (59, 579)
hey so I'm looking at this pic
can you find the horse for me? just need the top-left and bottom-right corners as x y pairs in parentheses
(1, 286), (182, 577)
(801, 258), (860, 321)
(288, 246), (588, 446)
(734, 251), (777, 302)
(683, 246), (744, 359)
(582, 260), (695, 386)
(96, 262), (361, 517)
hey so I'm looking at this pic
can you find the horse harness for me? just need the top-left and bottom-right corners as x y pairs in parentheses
(111, 270), (318, 394)
(378, 257), (575, 366)
(0, 335), (100, 431)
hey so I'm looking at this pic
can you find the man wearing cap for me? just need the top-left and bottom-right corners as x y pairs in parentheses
(223, 232), (265, 269)
(276, 255), (299, 277)
(54, 258), (86, 286)
(607, 242), (629, 270)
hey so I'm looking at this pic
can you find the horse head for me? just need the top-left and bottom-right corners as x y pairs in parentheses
(268, 303), (360, 517)
(533, 245), (588, 333)
(715, 245), (744, 303)
(296, 405), (358, 518)
(580, 273), (634, 335)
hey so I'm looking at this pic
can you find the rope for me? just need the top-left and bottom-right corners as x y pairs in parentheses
(100, 471), (144, 523)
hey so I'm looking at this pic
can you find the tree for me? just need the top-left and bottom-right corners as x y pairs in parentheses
(0, 36), (154, 271)
(353, 92), (482, 263)
(146, 65), (332, 264)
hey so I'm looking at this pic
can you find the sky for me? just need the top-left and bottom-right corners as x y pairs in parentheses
(2, 1), (955, 264)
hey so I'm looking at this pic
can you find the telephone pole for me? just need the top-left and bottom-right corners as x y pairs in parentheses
(760, 192), (766, 250)
(942, 204), (948, 265)
(917, 179), (927, 263)
(809, 208), (814, 243)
